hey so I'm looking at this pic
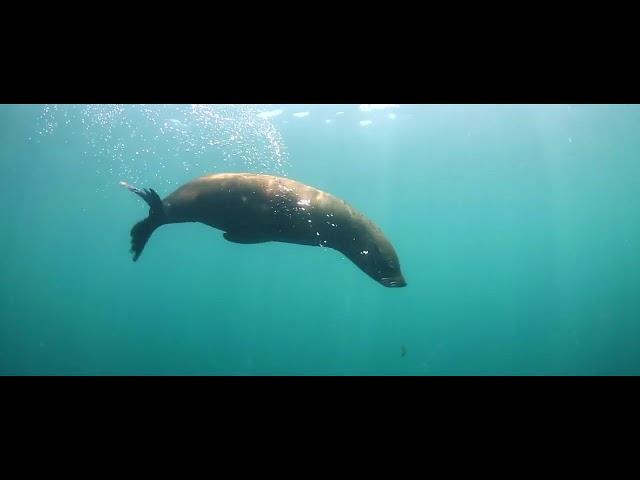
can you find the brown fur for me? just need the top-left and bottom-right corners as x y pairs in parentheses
(127, 173), (407, 288)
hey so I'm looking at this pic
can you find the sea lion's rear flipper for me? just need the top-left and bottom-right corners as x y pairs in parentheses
(121, 181), (166, 261)
(223, 231), (270, 244)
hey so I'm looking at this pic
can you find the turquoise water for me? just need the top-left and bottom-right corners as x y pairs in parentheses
(1, 104), (639, 375)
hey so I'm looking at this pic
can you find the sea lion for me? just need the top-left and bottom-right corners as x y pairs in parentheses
(122, 173), (407, 288)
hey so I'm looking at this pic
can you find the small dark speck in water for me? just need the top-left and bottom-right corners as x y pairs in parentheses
(401, 345), (407, 357)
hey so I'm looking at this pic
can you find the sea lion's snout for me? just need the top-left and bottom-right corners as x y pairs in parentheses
(380, 277), (407, 288)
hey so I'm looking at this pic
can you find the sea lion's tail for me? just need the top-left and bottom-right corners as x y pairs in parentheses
(120, 181), (165, 262)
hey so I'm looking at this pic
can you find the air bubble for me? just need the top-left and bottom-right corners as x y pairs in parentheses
(34, 104), (290, 184)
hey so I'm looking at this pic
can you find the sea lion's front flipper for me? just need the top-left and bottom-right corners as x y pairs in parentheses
(223, 231), (271, 244)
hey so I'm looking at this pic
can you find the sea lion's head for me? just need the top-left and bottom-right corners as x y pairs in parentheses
(350, 231), (407, 288)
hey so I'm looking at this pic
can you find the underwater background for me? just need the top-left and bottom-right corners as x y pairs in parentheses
(1, 104), (639, 375)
